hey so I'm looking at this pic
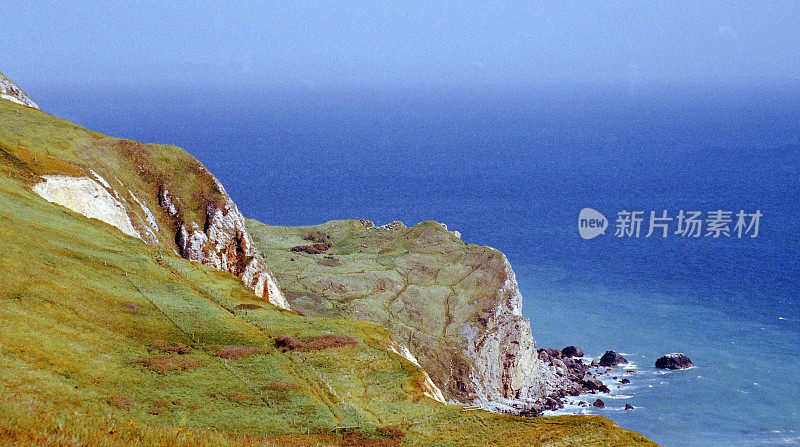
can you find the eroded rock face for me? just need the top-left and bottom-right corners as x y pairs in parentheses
(0, 71), (39, 109)
(160, 181), (289, 309)
(459, 254), (542, 405)
(31, 170), (289, 310)
(386, 336), (447, 404)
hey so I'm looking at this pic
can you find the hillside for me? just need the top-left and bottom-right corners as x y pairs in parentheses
(246, 218), (576, 413)
(0, 86), (656, 445)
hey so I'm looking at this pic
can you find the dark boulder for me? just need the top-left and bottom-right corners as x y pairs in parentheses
(581, 375), (605, 391)
(592, 399), (605, 408)
(599, 351), (628, 367)
(540, 347), (562, 359)
(619, 378), (630, 384)
(656, 353), (694, 370)
(624, 403), (634, 410)
(561, 345), (584, 358)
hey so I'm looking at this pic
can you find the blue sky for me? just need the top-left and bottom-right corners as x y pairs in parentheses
(2, 1), (799, 89)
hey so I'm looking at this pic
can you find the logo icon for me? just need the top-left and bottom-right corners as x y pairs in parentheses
(579, 208), (608, 239)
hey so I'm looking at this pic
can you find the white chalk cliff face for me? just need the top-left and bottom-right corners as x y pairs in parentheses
(0, 71), (39, 109)
(386, 336), (447, 404)
(458, 254), (578, 413)
(160, 178), (289, 309)
(459, 255), (540, 403)
(33, 175), (142, 239)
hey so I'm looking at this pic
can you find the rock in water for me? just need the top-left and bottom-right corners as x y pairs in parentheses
(599, 351), (628, 367)
(561, 345), (583, 358)
(624, 403), (634, 410)
(593, 399), (605, 408)
(655, 353), (694, 370)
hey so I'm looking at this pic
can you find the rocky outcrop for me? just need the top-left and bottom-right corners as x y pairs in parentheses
(159, 180), (289, 309)
(0, 71), (39, 109)
(30, 169), (289, 310)
(459, 253), (547, 409)
(656, 353), (693, 370)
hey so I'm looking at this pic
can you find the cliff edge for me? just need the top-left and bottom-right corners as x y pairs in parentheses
(247, 219), (590, 413)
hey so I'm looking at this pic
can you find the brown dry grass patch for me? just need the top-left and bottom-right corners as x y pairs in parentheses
(104, 394), (133, 411)
(148, 399), (170, 415)
(134, 355), (204, 374)
(148, 341), (192, 354)
(275, 334), (358, 352)
(227, 392), (252, 405)
(122, 302), (141, 311)
(290, 242), (332, 254)
(339, 431), (401, 447)
(216, 345), (268, 360)
(376, 425), (405, 439)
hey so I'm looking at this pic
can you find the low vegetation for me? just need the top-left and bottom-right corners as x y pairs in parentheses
(274, 334), (359, 352)
(216, 345), (268, 359)
(134, 355), (205, 374)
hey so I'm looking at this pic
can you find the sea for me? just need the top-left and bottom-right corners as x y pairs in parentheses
(35, 80), (800, 446)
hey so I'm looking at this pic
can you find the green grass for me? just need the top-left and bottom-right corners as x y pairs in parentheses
(0, 98), (657, 445)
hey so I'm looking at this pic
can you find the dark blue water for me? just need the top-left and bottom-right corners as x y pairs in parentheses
(35, 82), (800, 446)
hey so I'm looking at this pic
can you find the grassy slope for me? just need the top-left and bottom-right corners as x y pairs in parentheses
(0, 99), (656, 446)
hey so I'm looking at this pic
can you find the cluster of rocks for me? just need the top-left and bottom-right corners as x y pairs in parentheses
(535, 348), (693, 413)
(534, 346), (633, 412)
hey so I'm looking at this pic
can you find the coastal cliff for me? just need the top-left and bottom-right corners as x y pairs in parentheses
(247, 219), (601, 413)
